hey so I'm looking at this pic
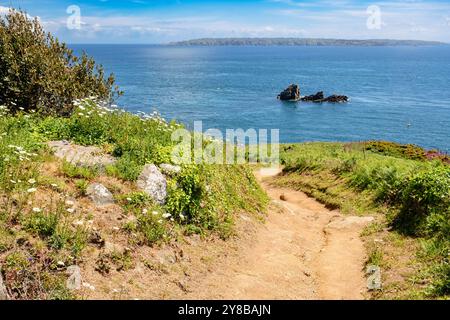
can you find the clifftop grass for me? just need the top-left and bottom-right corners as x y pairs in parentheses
(0, 11), (268, 299)
(276, 142), (449, 298)
(0, 99), (268, 299)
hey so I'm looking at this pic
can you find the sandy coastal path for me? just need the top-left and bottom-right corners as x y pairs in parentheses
(185, 167), (373, 300)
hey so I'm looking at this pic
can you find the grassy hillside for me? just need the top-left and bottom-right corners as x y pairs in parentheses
(275, 142), (449, 299)
(0, 99), (268, 299)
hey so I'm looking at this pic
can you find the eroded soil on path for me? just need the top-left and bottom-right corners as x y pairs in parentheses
(182, 167), (373, 300)
(83, 168), (373, 300)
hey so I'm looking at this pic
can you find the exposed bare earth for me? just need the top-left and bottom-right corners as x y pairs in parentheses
(82, 167), (373, 300)
(181, 167), (373, 300)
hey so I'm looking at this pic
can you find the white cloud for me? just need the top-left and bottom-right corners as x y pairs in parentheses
(4, 1), (449, 43)
(0, 6), (9, 14)
(270, 0), (450, 41)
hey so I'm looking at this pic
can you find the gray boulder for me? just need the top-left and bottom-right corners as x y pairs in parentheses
(0, 271), (9, 300)
(66, 265), (82, 290)
(86, 183), (114, 206)
(48, 140), (116, 168)
(137, 164), (167, 205)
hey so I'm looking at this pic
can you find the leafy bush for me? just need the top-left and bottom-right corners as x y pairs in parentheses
(108, 156), (142, 181)
(279, 142), (450, 297)
(136, 212), (168, 245)
(117, 192), (152, 209)
(61, 161), (98, 180)
(395, 166), (450, 236)
(24, 210), (59, 238)
(0, 9), (121, 114)
(283, 156), (323, 174)
(166, 165), (203, 221)
(363, 141), (427, 161)
(353, 141), (450, 164)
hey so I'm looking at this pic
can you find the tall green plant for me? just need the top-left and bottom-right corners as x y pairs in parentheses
(0, 9), (121, 114)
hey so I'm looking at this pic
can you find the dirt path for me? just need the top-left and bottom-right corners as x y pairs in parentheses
(185, 167), (373, 300)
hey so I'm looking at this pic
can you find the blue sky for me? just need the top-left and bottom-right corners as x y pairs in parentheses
(1, 0), (450, 43)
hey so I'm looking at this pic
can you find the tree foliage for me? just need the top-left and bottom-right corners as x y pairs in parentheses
(0, 9), (121, 114)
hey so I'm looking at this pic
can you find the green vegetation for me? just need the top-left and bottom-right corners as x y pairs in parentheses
(0, 9), (121, 114)
(277, 142), (449, 298)
(0, 10), (267, 299)
(362, 141), (450, 163)
(0, 97), (267, 299)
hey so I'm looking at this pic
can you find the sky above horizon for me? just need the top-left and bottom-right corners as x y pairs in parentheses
(1, 0), (450, 44)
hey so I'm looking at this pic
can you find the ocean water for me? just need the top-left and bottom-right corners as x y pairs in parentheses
(72, 45), (450, 152)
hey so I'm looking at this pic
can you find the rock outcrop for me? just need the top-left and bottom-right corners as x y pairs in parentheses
(86, 183), (114, 206)
(137, 164), (167, 205)
(277, 86), (349, 103)
(277, 84), (300, 101)
(300, 91), (349, 103)
(324, 94), (348, 103)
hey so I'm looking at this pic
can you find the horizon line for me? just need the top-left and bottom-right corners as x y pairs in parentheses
(66, 37), (449, 46)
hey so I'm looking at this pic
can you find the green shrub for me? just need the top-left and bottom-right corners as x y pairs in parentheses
(136, 211), (168, 245)
(61, 161), (98, 180)
(283, 156), (322, 174)
(74, 179), (89, 196)
(333, 156), (358, 174)
(49, 224), (87, 255)
(23, 205), (88, 255)
(165, 165), (203, 224)
(117, 192), (152, 209)
(165, 180), (192, 221)
(110, 156), (142, 181)
(24, 210), (59, 238)
(395, 166), (450, 235)
(34, 116), (70, 141)
(364, 141), (427, 161)
(0, 9), (121, 114)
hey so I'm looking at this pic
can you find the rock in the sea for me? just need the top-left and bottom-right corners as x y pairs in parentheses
(0, 271), (9, 300)
(47, 140), (116, 168)
(301, 91), (325, 102)
(324, 94), (349, 103)
(137, 164), (167, 205)
(160, 163), (181, 176)
(86, 183), (114, 206)
(301, 92), (349, 103)
(277, 84), (300, 101)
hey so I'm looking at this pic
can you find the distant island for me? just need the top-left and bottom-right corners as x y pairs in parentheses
(169, 38), (446, 46)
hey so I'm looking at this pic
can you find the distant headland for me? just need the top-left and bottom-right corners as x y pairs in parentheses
(169, 37), (446, 46)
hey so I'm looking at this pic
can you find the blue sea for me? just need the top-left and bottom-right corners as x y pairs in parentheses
(72, 45), (450, 152)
